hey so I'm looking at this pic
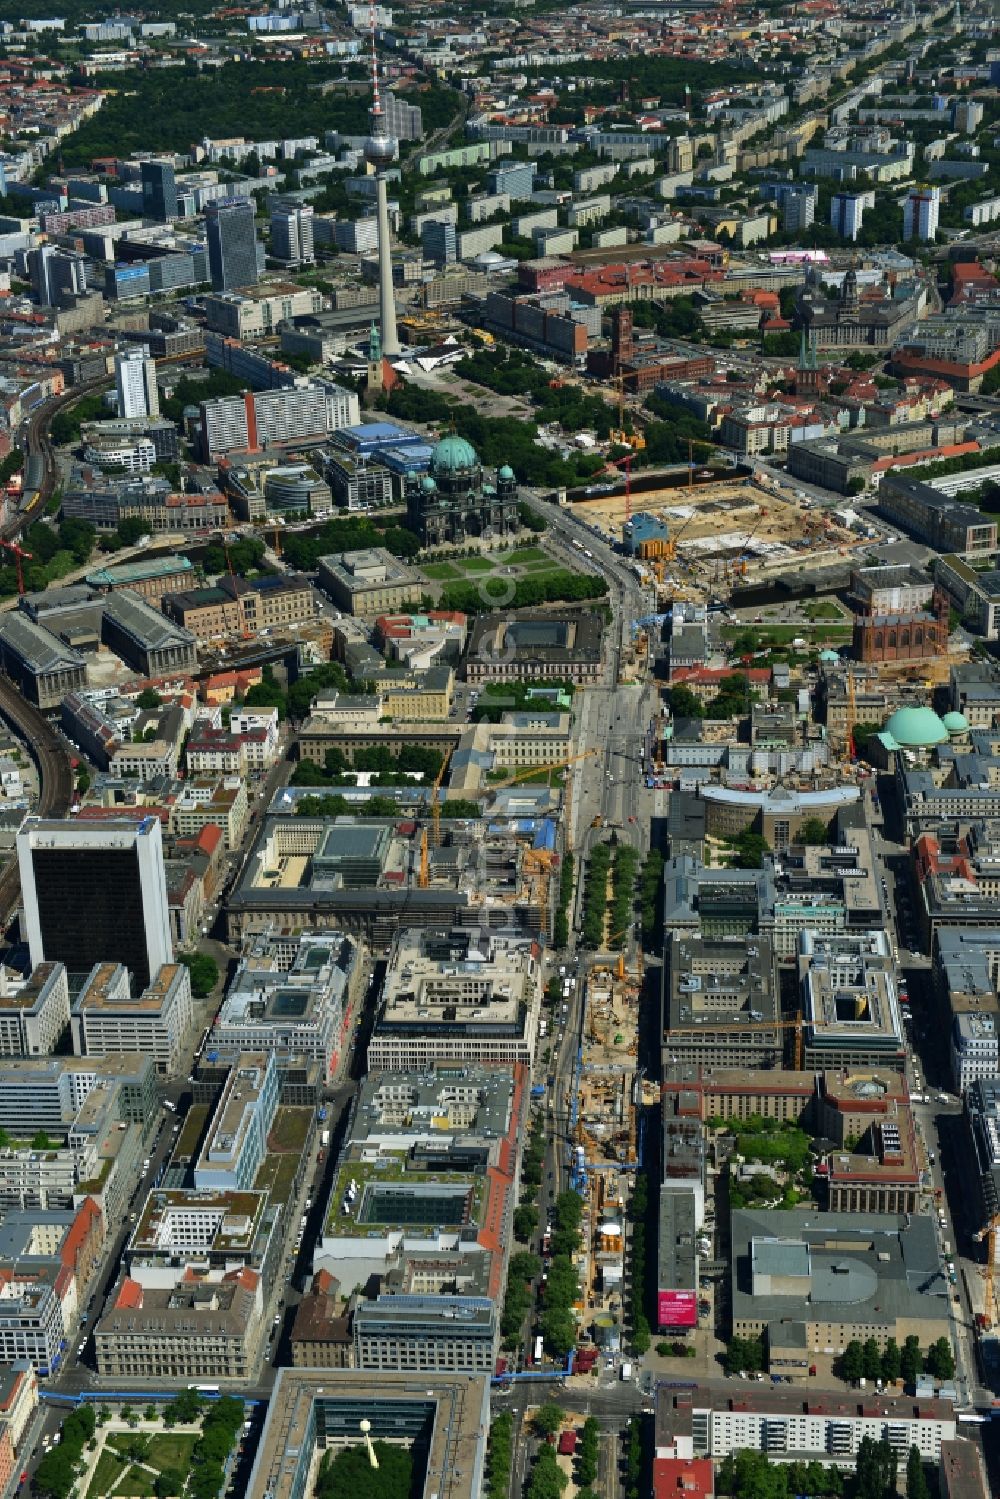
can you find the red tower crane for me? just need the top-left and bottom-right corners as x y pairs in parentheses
(0, 539), (32, 595)
(620, 451), (633, 526)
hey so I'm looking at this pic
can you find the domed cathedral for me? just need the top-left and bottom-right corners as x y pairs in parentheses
(405, 435), (520, 547)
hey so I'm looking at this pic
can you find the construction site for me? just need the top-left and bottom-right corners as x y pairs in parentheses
(566, 953), (657, 1336)
(571, 474), (864, 597)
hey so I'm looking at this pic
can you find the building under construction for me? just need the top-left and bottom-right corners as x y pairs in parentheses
(568, 957), (652, 1337)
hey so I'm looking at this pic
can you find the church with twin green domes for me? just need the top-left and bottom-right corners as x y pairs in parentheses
(404, 434), (520, 547)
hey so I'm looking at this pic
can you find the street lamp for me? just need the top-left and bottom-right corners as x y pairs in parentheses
(359, 1418), (378, 1470)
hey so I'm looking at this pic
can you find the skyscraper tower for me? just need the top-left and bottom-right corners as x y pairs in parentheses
(205, 197), (260, 292)
(140, 159), (178, 223)
(115, 345), (160, 420)
(363, 8), (400, 359)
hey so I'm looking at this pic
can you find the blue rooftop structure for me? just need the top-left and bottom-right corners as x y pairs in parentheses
(623, 510), (670, 557)
(378, 441), (434, 476)
(533, 821), (557, 852)
(333, 421), (426, 458)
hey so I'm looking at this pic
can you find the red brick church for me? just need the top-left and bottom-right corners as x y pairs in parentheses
(852, 586), (950, 665)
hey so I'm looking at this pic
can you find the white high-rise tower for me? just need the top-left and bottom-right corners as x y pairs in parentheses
(114, 346), (160, 420)
(363, 6), (400, 358)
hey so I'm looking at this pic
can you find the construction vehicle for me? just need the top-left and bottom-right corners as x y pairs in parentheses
(0, 538), (32, 595)
(973, 1211), (1000, 1330)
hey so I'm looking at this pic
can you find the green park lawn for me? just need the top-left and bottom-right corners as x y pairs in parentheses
(145, 1434), (198, 1471)
(458, 556), (494, 573)
(112, 1470), (156, 1497)
(722, 623), (851, 646)
(87, 1450), (127, 1499)
(420, 562), (459, 580)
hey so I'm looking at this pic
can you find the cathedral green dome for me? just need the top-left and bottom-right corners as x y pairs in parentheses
(942, 711), (969, 735)
(884, 706), (948, 748)
(498, 464), (515, 480)
(420, 475), (437, 492)
(431, 435), (478, 473)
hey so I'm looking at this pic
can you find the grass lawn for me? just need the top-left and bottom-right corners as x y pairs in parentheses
(145, 1434), (198, 1471)
(256, 1149), (299, 1206)
(723, 623), (851, 646)
(112, 1469), (156, 1497)
(87, 1449), (127, 1499)
(269, 1107), (311, 1152)
(458, 556), (494, 573)
(802, 600), (843, 620)
(523, 559), (557, 572)
(174, 1104), (209, 1160)
(109, 1435), (149, 1460)
(421, 562), (459, 580)
(503, 546), (546, 564)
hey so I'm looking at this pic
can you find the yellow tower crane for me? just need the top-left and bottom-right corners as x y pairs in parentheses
(418, 744), (454, 889)
(485, 746), (598, 796)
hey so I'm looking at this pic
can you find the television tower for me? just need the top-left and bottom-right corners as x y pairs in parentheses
(363, 5), (400, 358)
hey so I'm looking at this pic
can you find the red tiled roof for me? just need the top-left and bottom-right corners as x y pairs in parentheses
(115, 1279), (143, 1311)
(653, 1458), (715, 1499)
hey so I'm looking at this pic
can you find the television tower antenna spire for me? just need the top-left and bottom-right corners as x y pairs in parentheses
(363, 0), (400, 358)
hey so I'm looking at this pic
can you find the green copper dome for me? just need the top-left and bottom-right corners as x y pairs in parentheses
(420, 475), (437, 492)
(431, 434), (478, 473)
(884, 706), (948, 748)
(942, 710), (969, 735)
(498, 464), (515, 480)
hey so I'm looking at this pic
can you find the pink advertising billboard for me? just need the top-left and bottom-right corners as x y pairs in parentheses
(658, 1289), (697, 1328)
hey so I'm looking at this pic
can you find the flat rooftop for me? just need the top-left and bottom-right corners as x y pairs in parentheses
(731, 1208), (950, 1333)
(246, 1368), (489, 1499)
(130, 1188), (268, 1256)
(325, 1152), (486, 1240)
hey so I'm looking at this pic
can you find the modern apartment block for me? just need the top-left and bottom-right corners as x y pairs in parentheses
(0, 963), (70, 1057)
(140, 159), (178, 222)
(71, 962), (194, 1076)
(17, 817), (173, 989)
(193, 1052), (280, 1191)
(353, 1295), (497, 1374)
(0, 1070), (145, 1221)
(205, 196), (260, 291)
(114, 346), (159, 421)
(270, 201), (315, 266)
(199, 383), (359, 459)
(368, 929), (542, 1070)
(903, 186), (941, 242)
(214, 933), (361, 1079)
(0, 1054), (159, 1137)
(0, 1200), (105, 1375)
(655, 1381), (957, 1466)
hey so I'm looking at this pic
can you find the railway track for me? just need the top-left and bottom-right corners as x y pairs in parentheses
(2, 377), (108, 542)
(0, 677), (74, 925)
(0, 382), (86, 923)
